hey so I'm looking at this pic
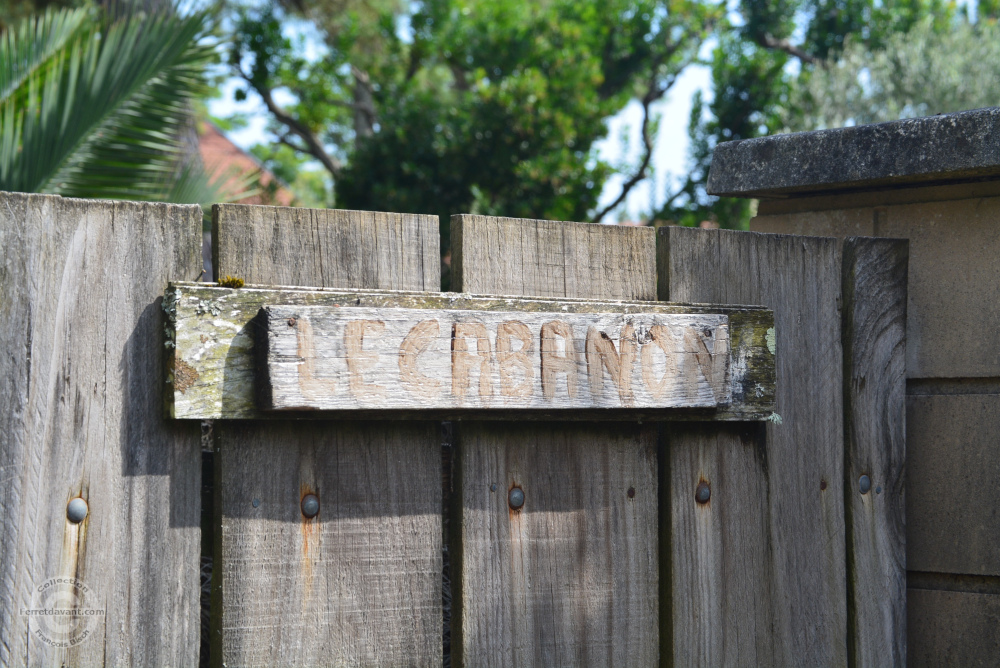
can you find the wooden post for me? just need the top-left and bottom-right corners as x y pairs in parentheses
(0, 193), (203, 666)
(658, 226), (848, 665)
(209, 204), (443, 666)
(450, 215), (659, 666)
(842, 237), (908, 666)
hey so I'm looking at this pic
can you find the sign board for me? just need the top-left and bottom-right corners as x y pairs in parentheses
(259, 306), (730, 411)
(164, 283), (776, 420)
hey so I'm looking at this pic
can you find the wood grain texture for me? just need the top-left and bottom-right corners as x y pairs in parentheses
(874, 197), (1000, 379)
(659, 225), (847, 666)
(167, 285), (775, 420)
(451, 214), (656, 300)
(261, 306), (733, 410)
(906, 394), (1000, 576)
(666, 423), (777, 666)
(842, 237), (909, 667)
(213, 203), (440, 291)
(0, 192), (202, 667)
(755, 195), (1000, 379)
(454, 423), (658, 666)
(211, 204), (443, 666)
(450, 215), (659, 666)
(213, 421), (442, 665)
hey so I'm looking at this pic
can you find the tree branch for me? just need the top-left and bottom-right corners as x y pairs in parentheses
(277, 133), (308, 154)
(754, 33), (818, 64)
(657, 172), (697, 214)
(239, 70), (343, 178)
(351, 65), (377, 139)
(590, 75), (673, 224)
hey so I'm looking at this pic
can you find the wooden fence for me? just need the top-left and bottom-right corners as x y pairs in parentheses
(0, 191), (906, 666)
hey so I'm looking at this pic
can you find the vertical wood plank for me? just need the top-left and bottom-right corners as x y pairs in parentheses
(451, 214), (657, 300)
(842, 237), (908, 666)
(659, 226), (847, 665)
(667, 423), (777, 666)
(451, 215), (659, 666)
(211, 204), (443, 666)
(214, 203), (439, 291)
(0, 193), (203, 667)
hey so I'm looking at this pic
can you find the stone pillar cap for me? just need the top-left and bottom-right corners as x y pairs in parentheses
(707, 107), (1000, 198)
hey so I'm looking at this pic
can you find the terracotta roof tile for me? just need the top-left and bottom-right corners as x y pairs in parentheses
(198, 122), (295, 207)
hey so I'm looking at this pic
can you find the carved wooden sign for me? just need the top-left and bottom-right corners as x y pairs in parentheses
(259, 306), (731, 411)
(164, 283), (775, 420)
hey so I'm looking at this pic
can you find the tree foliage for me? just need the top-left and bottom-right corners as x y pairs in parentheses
(225, 0), (997, 235)
(228, 0), (721, 247)
(654, 0), (963, 229)
(786, 14), (1000, 130)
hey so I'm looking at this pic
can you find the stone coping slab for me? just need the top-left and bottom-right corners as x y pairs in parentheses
(707, 107), (1000, 198)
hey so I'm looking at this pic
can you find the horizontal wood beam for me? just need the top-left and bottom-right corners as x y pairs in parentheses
(165, 282), (776, 420)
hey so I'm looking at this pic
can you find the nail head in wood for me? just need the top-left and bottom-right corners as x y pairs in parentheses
(67, 497), (88, 523)
(859, 475), (872, 495)
(508, 487), (524, 510)
(301, 494), (319, 518)
(695, 481), (711, 504)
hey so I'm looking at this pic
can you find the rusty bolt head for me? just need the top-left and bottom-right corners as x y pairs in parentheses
(67, 497), (88, 523)
(287, 318), (297, 327)
(508, 487), (525, 510)
(695, 481), (711, 504)
(301, 494), (319, 518)
(859, 475), (871, 494)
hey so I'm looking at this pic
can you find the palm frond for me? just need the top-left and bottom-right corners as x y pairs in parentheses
(0, 7), (90, 104)
(0, 8), (218, 200)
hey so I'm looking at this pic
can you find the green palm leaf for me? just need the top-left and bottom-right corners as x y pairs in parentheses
(0, 7), (225, 203)
(0, 7), (90, 104)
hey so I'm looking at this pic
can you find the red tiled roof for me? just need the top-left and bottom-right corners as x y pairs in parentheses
(198, 122), (295, 207)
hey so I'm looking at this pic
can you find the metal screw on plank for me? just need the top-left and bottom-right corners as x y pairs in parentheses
(508, 487), (524, 510)
(875, 485), (883, 495)
(301, 494), (320, 518)
(859, 475), (872, 494)
(252, 498), (260, 508)
(287, 318), (296, 327)
(695, 481), (711, 504)
(67, 498), (88, 523)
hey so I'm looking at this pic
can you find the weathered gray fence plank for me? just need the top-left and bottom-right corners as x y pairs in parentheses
(166, 284), (774, 420)
(211, 421), (441, 665)
(0, 192), (203, 667)
(210, 204), (442, 666)
(214, 203), (439, 291)
(667, 423), (777, 665)
(452, 214), (657, 300)
(451, 215), (659, 666)
(842, 237), (908, 666)
(659, 226), (847, 665)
